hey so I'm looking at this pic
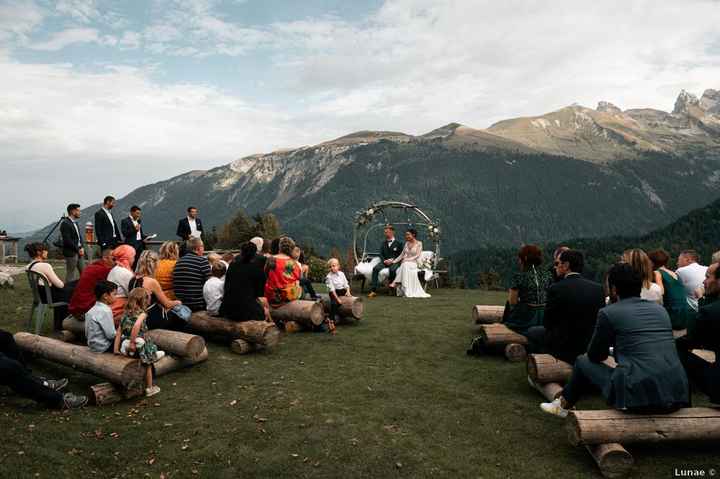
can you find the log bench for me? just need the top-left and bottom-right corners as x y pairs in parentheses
(472, 305), (504, 324)
(189, 312), (280, 353)
(269, 300), (325, 329)
(474, 323), (528, 362)
(317, 294), (364, 321)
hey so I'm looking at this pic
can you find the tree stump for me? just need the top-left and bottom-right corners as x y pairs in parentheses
(504, 343), (527, 362)
(230, 339), (258, 355)
(270, 300), (325, 328)
(189, 312), (280, 348)
(318, 294), (364, 320)
(472, 305), (504, 324)
(153, 347), (209, 377)
(90, 382), (143, 406)
(13, 332), (145, 389)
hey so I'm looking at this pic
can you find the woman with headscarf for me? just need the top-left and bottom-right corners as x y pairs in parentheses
(107, 244), (136, 320)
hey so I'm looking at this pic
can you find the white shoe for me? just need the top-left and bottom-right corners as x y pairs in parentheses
(540, 398), (569, 418)
(155, 350), (165, 360)
(145, 385), (161, 397)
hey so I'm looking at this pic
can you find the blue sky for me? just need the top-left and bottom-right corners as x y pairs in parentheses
(1, 0), (720, 231)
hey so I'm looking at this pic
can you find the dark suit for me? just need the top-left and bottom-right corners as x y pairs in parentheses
(60, 217), (85, 282)
(563, 297), (690, 411)
(371, 239), (403, 291)
(94, 208), (122, 249)
(676, 297), (720, 403)
(176, 217), (204, 241)
(527, 274), (605, 363)
(121, 216), (147, 260)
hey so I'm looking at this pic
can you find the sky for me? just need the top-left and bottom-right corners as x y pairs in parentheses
(1, 0), (720, 232)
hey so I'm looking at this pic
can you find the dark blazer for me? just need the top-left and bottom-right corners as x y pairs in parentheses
(93, 208), (122, 249)
(379, 239), (403, 262)
(176, 217), (204, 241)
(543, 274), (606, 363)
(120, 216), (147, 252)
(686, 298), (720, 402)
(587, 297), (690, 411)
(59, 218), (84, 258)
(220, 255), (266, 321)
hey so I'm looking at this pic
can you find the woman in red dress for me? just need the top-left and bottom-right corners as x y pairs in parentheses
(264, 237), (302, 308)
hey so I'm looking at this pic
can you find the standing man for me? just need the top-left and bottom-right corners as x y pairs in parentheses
(94, 196), (122, 250)
(60, 203), (85, 282)
(177, 206), (204, 241)
(368, 225), (403, 298)
(121, 205), (148, 266)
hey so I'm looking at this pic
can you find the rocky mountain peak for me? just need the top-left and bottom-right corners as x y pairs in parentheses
(700, 89), (720, 114)
(421, 122), (464, 139)
(596, 101), (622, 114)
(673, 89), (701, 115)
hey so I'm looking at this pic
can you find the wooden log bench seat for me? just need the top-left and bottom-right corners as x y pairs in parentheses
(188, 312), (280, 354)
(269, 300), (326, 330)
(472, 305), (504, 324)
(474, 323), (528, 362)
(317, 294), (364, 321)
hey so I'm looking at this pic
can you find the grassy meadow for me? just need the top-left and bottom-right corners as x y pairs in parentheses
(1, 267), (718, 478)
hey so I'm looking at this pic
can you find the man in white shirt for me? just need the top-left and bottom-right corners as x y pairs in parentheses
(203, 261), (226, 315)
(676, 250), (708, 311)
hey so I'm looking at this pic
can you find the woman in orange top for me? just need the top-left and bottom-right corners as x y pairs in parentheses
(156, 241), (179, 300)
(264, 237), (302, 308)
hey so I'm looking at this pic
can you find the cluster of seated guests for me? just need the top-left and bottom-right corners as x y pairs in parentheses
(469, 243), (719, 417)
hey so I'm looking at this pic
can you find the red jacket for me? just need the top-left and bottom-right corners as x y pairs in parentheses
(68, 260), (112, 317)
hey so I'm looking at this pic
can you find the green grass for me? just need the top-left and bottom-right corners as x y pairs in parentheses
(1, 272), (718, 478)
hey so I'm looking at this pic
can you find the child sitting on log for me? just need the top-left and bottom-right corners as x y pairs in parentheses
(114, 288), (165, 397)
(85, 280), (118, 353)
(203, 261), (227, 316)
(326, 258), (351, 334)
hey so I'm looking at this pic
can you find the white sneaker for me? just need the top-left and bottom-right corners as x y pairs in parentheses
(155, 350), (165, 360)
(540, 398), (569, 418)
(145, 385), (161, 397)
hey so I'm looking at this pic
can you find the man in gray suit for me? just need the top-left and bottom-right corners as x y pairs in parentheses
(60, 203), (85, 282)
(541, 262), (690, 417)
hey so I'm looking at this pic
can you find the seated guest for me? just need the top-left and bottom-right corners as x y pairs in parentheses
(325, 258), (350, 333)
(265, 237), (303, 312)
(368, 225), (403, 298)
(649, 249), (693, 330)
(540, 263), (690, 417)
(156, 241), (179, 300)
(0, 329), (87, 409)
(526, 250), (605, 363)
(85, 281), (118, 353)
(293, 246), (319, 300)
(129, 251), (183, 330)
(713, 250), (720, 265)
(550, 245), (570, 283)
(172, 238), (211, 311)
(503, 245), (553, 336)
(107, 245), (136, 319)
(623, 249), (663, 303)
(220, 242), (270, 322)
(676, 263), (720, 404)
(676, 250), (708, 312)
(69, 247), (115, 318)
(270, 237), (281, 255)
(203, 261), (227, 316)
(25, 242), (77, 331)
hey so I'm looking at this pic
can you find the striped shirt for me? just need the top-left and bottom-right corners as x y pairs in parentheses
(172, 252), (211, 311)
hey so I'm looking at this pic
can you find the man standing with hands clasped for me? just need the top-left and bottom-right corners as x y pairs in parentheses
(60, 203), (85, 282)
(121, 205), (149, 267)
(368, 225), (403, 298)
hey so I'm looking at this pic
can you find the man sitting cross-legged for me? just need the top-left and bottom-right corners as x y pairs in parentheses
(541, 263), (690, 418)
(526, 250), (606, 364)
(367, 225), (403, 298)
(675, 262), (720, 404)
(0, 329), (88, 409)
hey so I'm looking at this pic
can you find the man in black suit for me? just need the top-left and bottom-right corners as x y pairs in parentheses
(121, 205), (148, 267)
(526, 250), (605, 363)
(93, 196), (122, 249)
(368, 225), (403, 298)
(60, 203), (85, 282)
(177, 206), (204, 242)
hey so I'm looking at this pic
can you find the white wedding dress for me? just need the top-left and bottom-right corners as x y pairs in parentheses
(391, 241), (431, 298)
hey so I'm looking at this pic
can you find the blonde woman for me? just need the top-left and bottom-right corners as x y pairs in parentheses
(622, 249), (663, 304)
(156, 241), (179, 300)
(129, 250), (182, 329)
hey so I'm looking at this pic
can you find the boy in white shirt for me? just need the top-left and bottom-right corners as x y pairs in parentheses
(203, 261), (227, 315)
(325, 258), (350, 330)
(85, 280), (118, 353)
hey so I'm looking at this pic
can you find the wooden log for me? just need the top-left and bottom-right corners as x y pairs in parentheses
(527, 354), (573, 384)
(144, 329), (205, 360)
(230, 339), (258, 355)
(504, 343), (527, 362)
(153, 347), (208, 377)
(472, 305), (504, 324)
(692, 349), (716, 363)
(528, 380), (633, 478)
(477, 323), (528, 347)
(13, 332), (145, 389)
(189, 312), (280, 348)
(318, 294), (364, 320)
(270, 300), (325, 327)
(567, 408), (720, 446)
(90, 382), (143, 406)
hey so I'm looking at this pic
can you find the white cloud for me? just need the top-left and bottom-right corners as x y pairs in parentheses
(118, 30), (141, 49)
(0, 0), (44, 42)
(55, 0), (99, 23)
(27, 27), (108, 51)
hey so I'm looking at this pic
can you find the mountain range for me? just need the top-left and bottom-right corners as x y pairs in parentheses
(33, 88), (720, 256)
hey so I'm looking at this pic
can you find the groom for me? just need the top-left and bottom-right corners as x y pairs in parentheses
(368, 225), (403, 298)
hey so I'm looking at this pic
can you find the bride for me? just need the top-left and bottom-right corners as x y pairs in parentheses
(389, 229), (431, 298)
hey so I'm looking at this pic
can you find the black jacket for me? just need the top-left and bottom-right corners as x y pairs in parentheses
(59, 218), (84, 258)
(120, 216), (147, 251)
(380, 239), (403, 262)
(93, 208), (122, 249)
(543, 274), (606, 363)
(176, 217), (204, 241)
(219, 255), (266, 321)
